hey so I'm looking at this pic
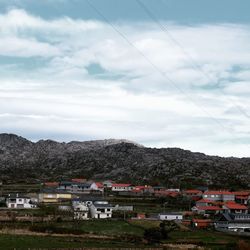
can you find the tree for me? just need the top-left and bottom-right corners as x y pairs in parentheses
(144, 221), (178, 244)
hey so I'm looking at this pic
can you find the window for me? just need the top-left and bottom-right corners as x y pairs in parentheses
(97, 209), (105, 213)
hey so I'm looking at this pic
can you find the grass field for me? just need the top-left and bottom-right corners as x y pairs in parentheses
(52, 220), (144, 236)
(0, 234), (142, 250)
(0, 220), (250, 249)
(166, 230), (250, 249)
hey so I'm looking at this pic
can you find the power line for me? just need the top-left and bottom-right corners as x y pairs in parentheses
(136, 0), (250, 119)
(85, 0), (233, 133)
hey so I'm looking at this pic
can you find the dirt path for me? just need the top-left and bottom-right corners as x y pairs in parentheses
(0, 228), (115, 240)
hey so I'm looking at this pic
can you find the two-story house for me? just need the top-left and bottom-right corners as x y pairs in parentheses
(73, 203), (89, 220)
(223, 202), (248, 214)
(215, 213), (250, 232)
(6, 194), (36, 209)
(89, 201), (113, 219)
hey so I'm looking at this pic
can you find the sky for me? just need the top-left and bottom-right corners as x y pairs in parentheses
(0, 0), (250, 157)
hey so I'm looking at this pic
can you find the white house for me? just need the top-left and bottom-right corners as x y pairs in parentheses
(89, 201), (113, 219)
(111, 184), (133, 192)
(215, 213), (250, 232)
(6, 194), (37, 209)
(103, 180), (114, 188)
(73, 203), (89, 220)
(202, 191), (235, 202)
(158, 212), (183, 221)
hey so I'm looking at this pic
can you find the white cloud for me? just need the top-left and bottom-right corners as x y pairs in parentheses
(0, 9), (250, 156)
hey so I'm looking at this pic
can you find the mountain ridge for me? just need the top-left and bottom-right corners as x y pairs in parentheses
(0, 133), (249, 189)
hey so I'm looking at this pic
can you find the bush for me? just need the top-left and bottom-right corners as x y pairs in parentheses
(143, 221), (177, 244)
(144, 227), (163, 244)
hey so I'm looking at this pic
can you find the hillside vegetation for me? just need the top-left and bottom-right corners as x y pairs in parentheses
(0, 133), (249, 189)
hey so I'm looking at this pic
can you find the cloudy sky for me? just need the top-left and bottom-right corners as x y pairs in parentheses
(0, 0), (250, 157)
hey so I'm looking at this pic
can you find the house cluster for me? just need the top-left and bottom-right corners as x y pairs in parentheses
(41, 179), (182, 199)
(183, 189), (250, 232)
(1, 177), (250, 232)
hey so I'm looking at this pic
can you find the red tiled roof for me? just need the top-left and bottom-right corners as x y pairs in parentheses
(196, 199), (213, 203)
(192, 219), (212, 223)
(72, 178), (86, 183)
(155, 190), (179, 197)
(112, 183), (132, 187)
(134, 185), (152, 190)
(95, 182), (104, 188)
(224, 203), (248, 210)
(196, 206), (222, 211)
(236, 195), (249, 199)
(233, 191), (250, 196)
(204, 190), (233, 195)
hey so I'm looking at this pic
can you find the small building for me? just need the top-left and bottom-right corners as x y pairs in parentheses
(233, 191), (250, 205)
(158, 212), (183, 221)
(95, 182), (104, 192)
(73, 204), (89, 220)
(38, 189), (72, 203)
(89, 201), (113, 219)
(183, 190), (203, 200)
(192, 206), (222, 216)
(6, 194), (37, 209)
(71, 178), (87, 183)
(196, 198), (214, 207)
(192, 219), (213, 229)
(103, 180), (114, 188)
(58, 181), (100, 193)
(223, 202), (248, 214)
(215, 213), (250, 232)
(111, 183), (133, 192)
(154, 190), (179, 198)
(43, 182), (59, 188)
(203, 191), (235, 202)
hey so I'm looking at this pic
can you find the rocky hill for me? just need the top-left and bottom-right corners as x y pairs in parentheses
(0, 133), (249, 189)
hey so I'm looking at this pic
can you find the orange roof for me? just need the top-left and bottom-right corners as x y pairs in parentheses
(204, 190), (233, 195)
(192, 219), (212, 223)
(95, 182), (104, 188)
(224, 203), (248, 210)
(197, 206), (222, 211)
(112, 183), (132, 187)
(236, 195), (249, 199)
(196, 199), (213, 203)
(134, 185), (152, 190)
(72, 178), (86, 183)
(155, 190), (179, 197)
(233, 191), (250, 196)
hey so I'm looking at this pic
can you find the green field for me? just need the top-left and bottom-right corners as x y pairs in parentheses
(166, 230), (250, 249)
(0, 234), (143, 250)
(42, 220), (144, 236)
(0, 220), (250, 249)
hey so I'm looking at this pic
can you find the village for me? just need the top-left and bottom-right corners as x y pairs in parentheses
(0, 178), (249, 237)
